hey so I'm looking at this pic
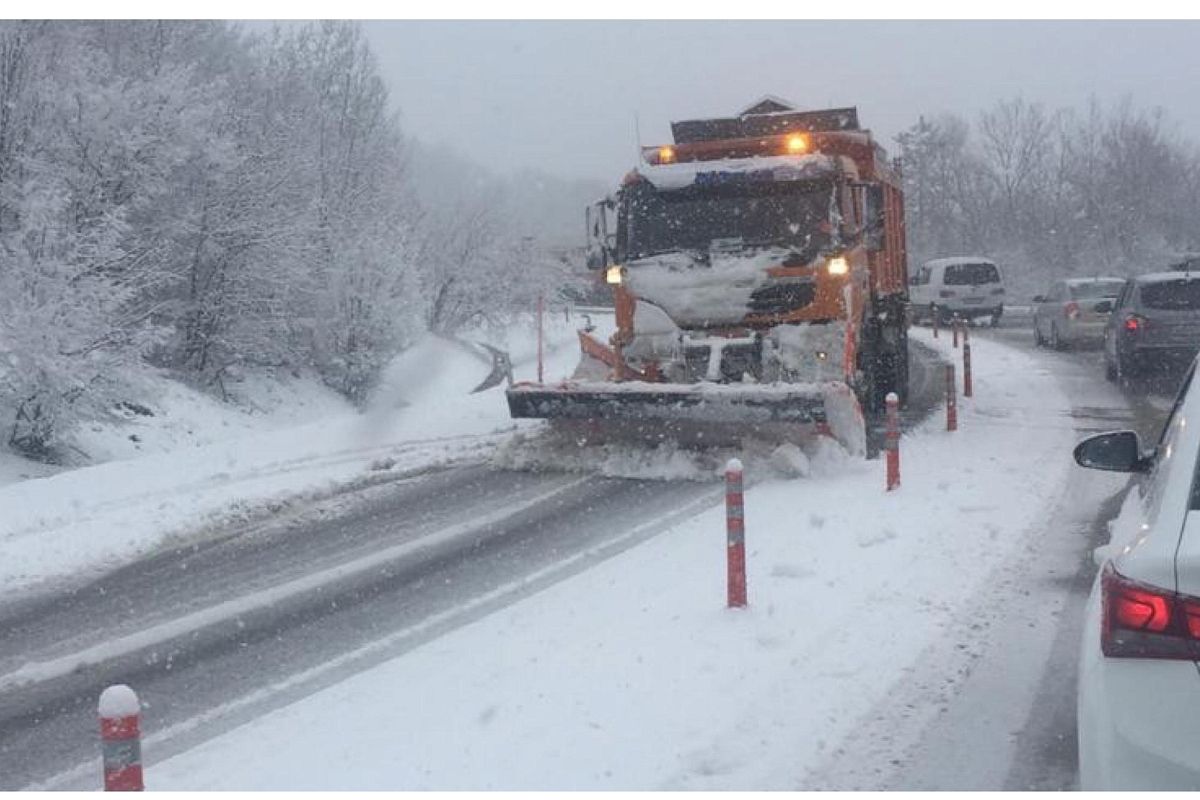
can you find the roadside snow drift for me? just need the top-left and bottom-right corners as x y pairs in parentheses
(135, 326), (1081, 790)
(0, 315), (581, 601)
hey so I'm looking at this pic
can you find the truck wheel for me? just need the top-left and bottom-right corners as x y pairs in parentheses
(856, 322), (882, 413)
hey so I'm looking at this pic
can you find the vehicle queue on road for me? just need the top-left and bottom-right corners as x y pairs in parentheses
(911, 254), (1200, 789)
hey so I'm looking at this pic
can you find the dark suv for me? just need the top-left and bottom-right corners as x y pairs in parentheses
(1103, 268), (1200, 382)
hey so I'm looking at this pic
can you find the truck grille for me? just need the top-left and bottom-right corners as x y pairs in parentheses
(748, 282), (815, 314)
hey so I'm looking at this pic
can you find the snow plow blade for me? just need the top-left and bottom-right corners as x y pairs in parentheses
(507, 381), (828, 425)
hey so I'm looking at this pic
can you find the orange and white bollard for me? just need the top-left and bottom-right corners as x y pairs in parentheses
(725, 458), (746, 609)
(99, 684), (143, 791)
(946, 363), (958, 432)
(885, 392), (901, 491)
(962, 323), (973, 398)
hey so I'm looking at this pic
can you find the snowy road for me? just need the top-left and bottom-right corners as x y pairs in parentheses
(803, 324), (1174, 790)
(0, 466), (723, 789)
(1, 325), (1172, 790)
(0, 338), (950, 790)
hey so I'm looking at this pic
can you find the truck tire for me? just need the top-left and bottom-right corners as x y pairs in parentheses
(860, 298), (909, 412)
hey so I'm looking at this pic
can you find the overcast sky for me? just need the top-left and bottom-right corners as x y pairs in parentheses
(358, 19), (1200, 185)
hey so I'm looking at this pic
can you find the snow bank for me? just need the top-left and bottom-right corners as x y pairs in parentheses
(0, 315), (586, 600)
(141, 326), (1080, 791)
(69, 368), (353, 466)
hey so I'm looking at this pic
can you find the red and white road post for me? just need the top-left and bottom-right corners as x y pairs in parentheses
(945, 363), (958, 432)
(932, 309), (939, 339)
(99, 684), (143, 791)
(885, 392), (901, 491)
(952, 316), (960, 348)
(962, 323), (973, 398)
(725, 458), (747, 608)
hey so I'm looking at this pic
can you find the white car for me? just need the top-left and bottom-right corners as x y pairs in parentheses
(908, 257), (1006, 326)
(1073, 357), (1200, 789)
(1032, 276), (1125, 349)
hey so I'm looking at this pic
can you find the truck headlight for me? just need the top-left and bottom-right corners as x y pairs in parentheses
(827, 256), (849, 276)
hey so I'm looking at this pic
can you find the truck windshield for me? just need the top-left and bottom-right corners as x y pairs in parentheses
(623, 179), (833, 261)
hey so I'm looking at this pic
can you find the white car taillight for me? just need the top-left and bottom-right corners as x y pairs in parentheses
(1102, 564), (1200, 659)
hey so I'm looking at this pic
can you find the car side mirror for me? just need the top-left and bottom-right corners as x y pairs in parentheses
(585, 198), (616, 270)
(1094, 299), (1114, 314)
(1074, 430), (1153, 473)
(1032, 295), (1046, 304)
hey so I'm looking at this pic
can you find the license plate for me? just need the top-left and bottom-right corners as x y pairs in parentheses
(962, 297), (983, 304)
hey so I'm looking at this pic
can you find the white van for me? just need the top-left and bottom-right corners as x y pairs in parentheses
(909, 257), (1006, 326)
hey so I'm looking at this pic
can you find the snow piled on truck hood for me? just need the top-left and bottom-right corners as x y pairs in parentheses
(627, 247), (823, 328)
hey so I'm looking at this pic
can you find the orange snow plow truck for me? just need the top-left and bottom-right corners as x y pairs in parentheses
(507, 99), (910, 454)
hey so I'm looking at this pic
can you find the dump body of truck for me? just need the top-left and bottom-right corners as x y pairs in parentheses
(507, 100), (909, 454)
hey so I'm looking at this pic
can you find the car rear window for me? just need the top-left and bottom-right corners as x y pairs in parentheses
(1140, 279), (1200, 310)
(943, 263), (1000, 285)
(1069, 281), (1124, 299)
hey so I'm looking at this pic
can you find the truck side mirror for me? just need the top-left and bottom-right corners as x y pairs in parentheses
(863, 184), (885, 252)
(585, 198), (616, 270)
(586, 247), (611, 270)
